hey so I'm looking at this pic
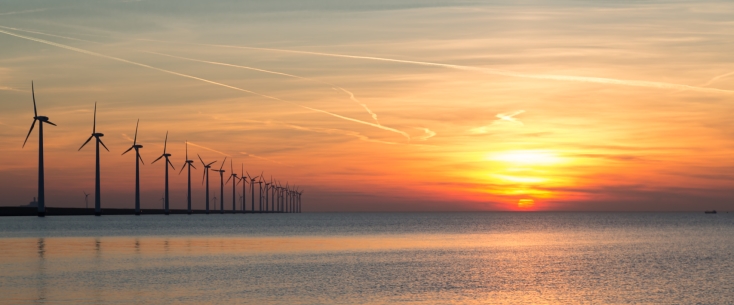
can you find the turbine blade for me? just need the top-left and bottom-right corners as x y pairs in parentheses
(230, 159), (233, 173)
(31, 81), (37, 117)
(78, 135), (94, 151)
(179, 164), (186, 175)
(93, 102), (96, 134)
(122, 146), (134, 155)
(138, 153), (145, 165)
(98, 138), (110, 152)
(167, 159), (175, 170)
(190, 163), (196, 170)
(202, 168), (206, 184)
(226, 175), (232, 185)
(133, 119), (139, 145)
(44, 120), (56, 126)
(22, 119), (36, 148)
(219, 157), (227, 170)
(246, 171), (252, 179)
(198, 154), (207, 167)
(185, 140), (188, 160)
(152, 154), (164, 164)
(207, 161), (216, 166)
(163, 131), (168, 154)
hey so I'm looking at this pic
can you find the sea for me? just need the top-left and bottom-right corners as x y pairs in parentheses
(1, 213), (733, 304)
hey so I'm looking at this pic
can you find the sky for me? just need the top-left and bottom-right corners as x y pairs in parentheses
(0, 0), (733, 212)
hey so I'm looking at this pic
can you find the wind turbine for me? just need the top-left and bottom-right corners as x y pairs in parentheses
(264, 177), (271, 212)
(122, 119), (144, 215)
(22, 82), (56, 217)
(179, 141), (196, 215)
(212, 157), (227, 214)
(198, 154), (216, 214)
(256, 172), (264, 212)
(246, 171), (259, 212)
(83, 191), (89, 209)
(78, 102), (109, 216)
(152, 132), (175, 215)
(240, 164), (247, 212)
(225, 159), (239, 213)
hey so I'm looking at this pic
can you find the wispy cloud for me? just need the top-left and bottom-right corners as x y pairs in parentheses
(0, 25), (101, 44)
(0, 28), (411, 141)
(140, 39), (734, 95)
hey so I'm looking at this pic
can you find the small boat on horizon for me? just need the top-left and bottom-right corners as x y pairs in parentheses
(705, 210), (717, 214)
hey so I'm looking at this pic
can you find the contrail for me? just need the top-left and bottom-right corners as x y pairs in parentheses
(147, 51), (381, 125)
(138, 39), (734, 95)
(496, 110), (525, 125)
(187, 142), (230, 157)
(0, 8), (50, 16)
(239, 152), (288, 166)
(0, 25), (101, 44)
(0, 29), (411, 141)
(413, 128), (436, 141)
(700, 70), (734, 87)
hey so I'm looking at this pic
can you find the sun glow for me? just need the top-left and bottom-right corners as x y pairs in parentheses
(518, 199), (535, 209)
(490, 150), (562, 165)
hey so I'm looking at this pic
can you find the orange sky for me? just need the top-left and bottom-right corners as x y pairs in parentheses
(1, 0), (733, 211)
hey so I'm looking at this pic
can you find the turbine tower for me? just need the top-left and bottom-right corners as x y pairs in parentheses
(22, 81), (56, 217)
(264, 178), (271, 212)
(212, 157), (227, 214)
(179, 141), (197, 215)
(225, 159), (239, 212)
(198, 154), (216, 214)
(122, 119), (144, 215)
(152, 132), (175, 215)
(78, 102), (108, 216)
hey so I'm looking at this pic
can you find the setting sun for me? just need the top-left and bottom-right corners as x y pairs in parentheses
(518, 199), (535, 209)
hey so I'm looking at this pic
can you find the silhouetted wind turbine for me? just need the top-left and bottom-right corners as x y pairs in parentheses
(79, 102), (109, 216)
(264, 177), (272, 212)
(22, 82), (56, 217)
(212, 157), (227, 214)
(83, 191), (89, 209)
(256, 172), (264, 212)
(240, 164), (247, 212)
(225, 159), (239, 212)
(122, 119), (144, 215)
(246, 171), (259, 212)
(198, 154), (216, 214)
(179, 141), (196, 215)
(152, 132), (175, 215)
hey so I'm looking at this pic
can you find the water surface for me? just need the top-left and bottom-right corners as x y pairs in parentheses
(1, 213), (733, 304)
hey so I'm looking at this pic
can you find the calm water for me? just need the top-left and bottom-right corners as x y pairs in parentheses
(1, 213), (733, 304)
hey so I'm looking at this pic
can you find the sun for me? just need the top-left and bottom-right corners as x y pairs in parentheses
(517, 199), (535, 209)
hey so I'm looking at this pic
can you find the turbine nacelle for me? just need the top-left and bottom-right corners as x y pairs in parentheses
(134, 144), (143, 149)
(93, 132), (104, 137)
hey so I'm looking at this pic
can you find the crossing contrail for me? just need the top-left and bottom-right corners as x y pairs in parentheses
(146, 50), (382, 125)
(0, 28), (411, 141)
(700, 70), (734, 87)
(138, 39), (734, 95)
